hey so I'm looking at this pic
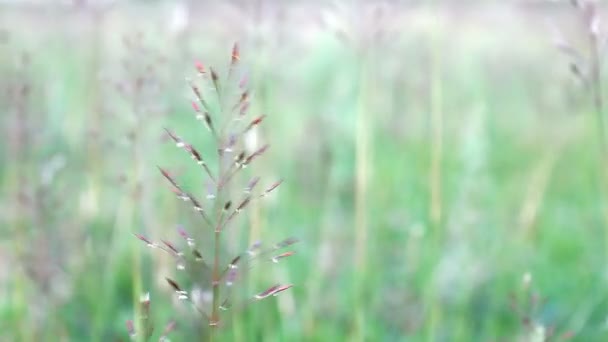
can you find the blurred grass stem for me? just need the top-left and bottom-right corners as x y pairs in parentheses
(353, 49), (371, 341)
(427, 7), (444, 340)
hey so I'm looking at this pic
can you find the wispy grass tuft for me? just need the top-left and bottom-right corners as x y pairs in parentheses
(130, 44), (297, 341)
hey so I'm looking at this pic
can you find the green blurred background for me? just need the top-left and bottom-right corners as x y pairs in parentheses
(2, 0), (608, 341)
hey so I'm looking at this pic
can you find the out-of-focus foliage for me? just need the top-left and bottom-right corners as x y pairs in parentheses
(1, 1), (607, 340)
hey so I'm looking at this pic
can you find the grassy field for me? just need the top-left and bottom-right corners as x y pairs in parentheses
(1, 1), (608, 341)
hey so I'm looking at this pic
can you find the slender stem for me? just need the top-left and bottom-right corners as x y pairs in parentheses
(131, 92), (145, 342)
(427, 6), (443, 340)
(211, 225), (221, 320)
(205, 51), (242, 340)
(588, 17), (608, 276)
(353, 49), (369, 342)
(210, 84), (228, 340)
(209, 165), (223, 340)
(429, 36), (443, 229)
(8, 65), (29, 342)
(590, 30), (607, 157)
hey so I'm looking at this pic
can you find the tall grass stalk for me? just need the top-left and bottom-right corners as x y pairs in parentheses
(557, 0), (608, 273)
(517, 152), (558, 241)
(427, 6), (444, 340)
(353, 53), (371, 342)
(84, 6), (106, 223)
(132, 45), (296, 341)
(6, 71), (31, 342)
(90, 30), (169, 340)
(588, 12), (607, 157)
(583, 2), (608, 272)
